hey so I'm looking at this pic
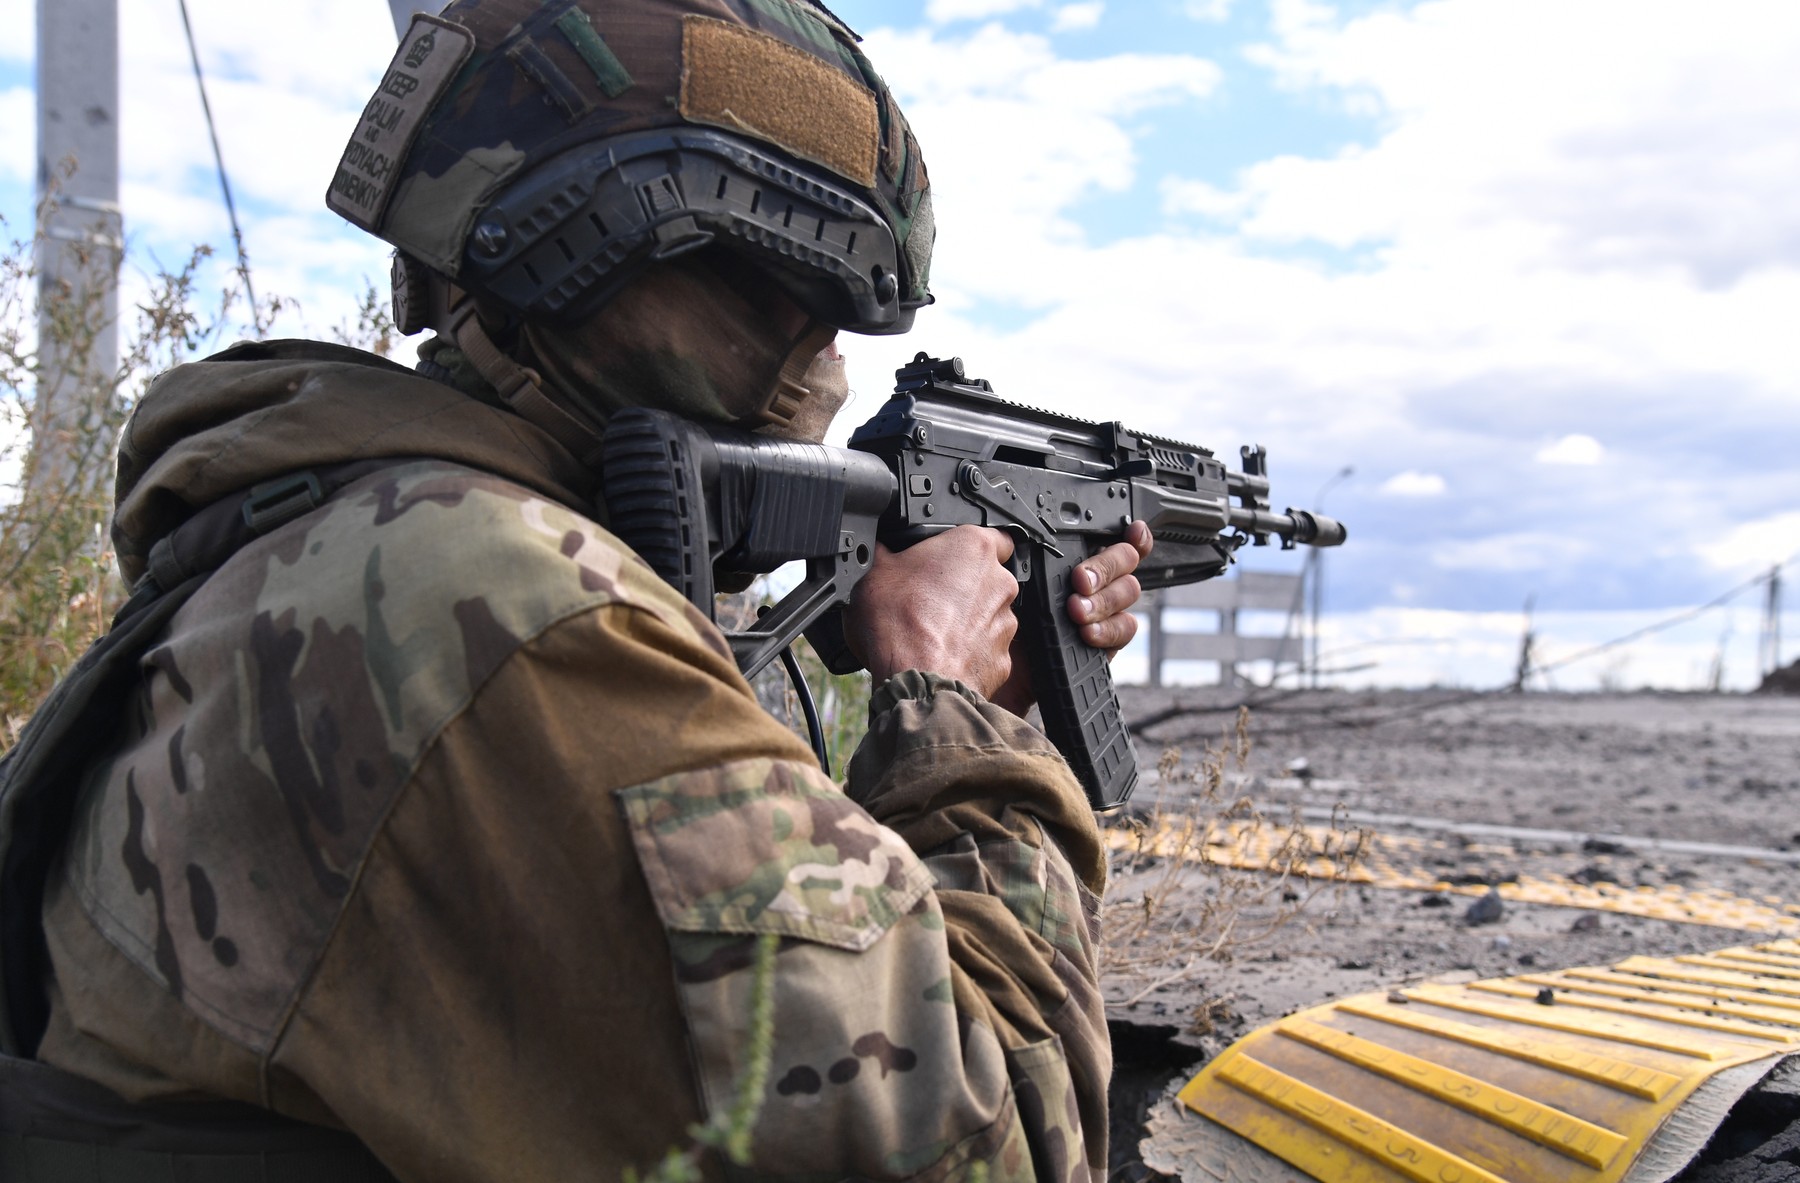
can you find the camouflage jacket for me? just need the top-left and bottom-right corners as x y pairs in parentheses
(38, 341), (1111, 1181)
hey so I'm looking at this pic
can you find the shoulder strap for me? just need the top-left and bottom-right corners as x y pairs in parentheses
(0, 457), (408, 1057)
(0, 1050), (398, 1181)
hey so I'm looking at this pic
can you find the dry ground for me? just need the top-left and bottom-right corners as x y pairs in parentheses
(1102, 688), (1800, 1178)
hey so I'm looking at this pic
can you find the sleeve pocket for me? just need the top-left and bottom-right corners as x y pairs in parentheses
(618, 757), (934, 951)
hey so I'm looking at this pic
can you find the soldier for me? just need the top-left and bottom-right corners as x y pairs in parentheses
(5, 1), (1152, 1179)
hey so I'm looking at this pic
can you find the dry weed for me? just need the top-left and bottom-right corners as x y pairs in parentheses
(1102, 708), (1369, 1022)
(0, 164), (365, 746)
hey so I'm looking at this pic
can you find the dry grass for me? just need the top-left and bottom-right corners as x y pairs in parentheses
(1101, 707), (1370, 1023)
(0, 166), (382, 748)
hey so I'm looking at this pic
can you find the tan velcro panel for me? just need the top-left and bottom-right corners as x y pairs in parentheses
(679, 16), (879, 189)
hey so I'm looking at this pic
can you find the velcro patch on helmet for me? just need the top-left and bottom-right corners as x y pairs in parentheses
(326, 14), (475, 233)
(552, 8), (633, 99)
(679, 15), (879, 189)
(881, 91), (907, 185)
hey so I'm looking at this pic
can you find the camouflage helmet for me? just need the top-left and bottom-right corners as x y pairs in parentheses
(329, 0), (934, 336)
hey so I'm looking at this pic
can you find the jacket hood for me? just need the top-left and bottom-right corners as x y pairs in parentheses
(113, 339), (597, 586)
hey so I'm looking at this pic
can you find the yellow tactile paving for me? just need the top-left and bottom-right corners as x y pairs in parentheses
(1277, 1017), (1629, 1168)
(1558, 967), (1800, 1012)
(1213, 1053), (1512, 1183)
(1177, 942), (1800, 1182)
(1679, 952), (1800, 980)
(1333, 998), (1682, 1100)
(1465, 980), (1799, 1044)
(1584, 965), (1800, 1008)
(1708, 949), (1800, 971)
(1628, 956), (1800, 998)
(1399, 984), (1745, 1059)
(1533, 971), (1800, 1026)
(1107, 819), (1800, 934)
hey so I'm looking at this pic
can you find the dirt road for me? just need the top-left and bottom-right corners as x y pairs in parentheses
(1126, 687), (1800, 849)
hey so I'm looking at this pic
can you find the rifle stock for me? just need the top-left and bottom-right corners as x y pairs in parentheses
(600, 353), (1346, 811)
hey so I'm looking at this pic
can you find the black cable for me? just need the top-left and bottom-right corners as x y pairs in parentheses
(1531, 556), (1794, 678)
(780, 645), (830, 776)
(176, 0), (258, 319)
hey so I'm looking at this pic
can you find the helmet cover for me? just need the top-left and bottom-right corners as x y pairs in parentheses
(328, 0), (934, 334)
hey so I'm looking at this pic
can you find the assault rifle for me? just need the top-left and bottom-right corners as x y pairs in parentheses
(600, 353), (1346, 810)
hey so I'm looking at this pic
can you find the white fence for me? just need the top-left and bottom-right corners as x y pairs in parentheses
(1142, 571), (1305, 687)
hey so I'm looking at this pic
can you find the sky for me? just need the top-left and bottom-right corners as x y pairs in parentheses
(4, 0), (1798, 690)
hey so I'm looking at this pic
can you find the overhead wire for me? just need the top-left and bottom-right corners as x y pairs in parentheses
(1131, 553), (1795, 739)
(176, 0), (259, 321)
(1528, 554), (1794, 679)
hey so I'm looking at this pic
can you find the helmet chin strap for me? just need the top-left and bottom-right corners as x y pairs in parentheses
(753, 322), (839, 433)
(443, 292), (608, 468)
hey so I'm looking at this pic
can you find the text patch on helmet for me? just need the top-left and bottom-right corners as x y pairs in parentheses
(327, 14), (475, 233)
(680, 16), (879, 189)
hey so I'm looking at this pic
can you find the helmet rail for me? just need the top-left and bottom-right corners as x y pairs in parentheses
(461, 129), (913, 336)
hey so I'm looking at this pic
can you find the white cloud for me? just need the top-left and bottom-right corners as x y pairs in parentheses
(1051, 3), (1105, 33)
(1430, 533), (1590, 573)
(0, 88), (30, 187)
(926, 0), (1042, 23)
(1183, 0), (1236, 21)
(838, 2), (1798, 677)
(2, 0), (402, 365)
(863, 23), (1220, 319)
(1161, 177), (1248, 219)
(0, 4), (32, 64)
(1379, 471), (1446, 497)
(1231, 0), (1800, 287)
(101, 0), (398, 337)
(1535, 434), (1604, 466)
(1700, 510), (1800, 573)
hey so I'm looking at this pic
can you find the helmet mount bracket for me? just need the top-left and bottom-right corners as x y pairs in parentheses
(458, 130), (915, 336)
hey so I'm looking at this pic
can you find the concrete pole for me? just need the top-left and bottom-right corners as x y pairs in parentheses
(1762, 565), (1783, 677)
(1306, 548), (1320, 689)
(1145, 590), (1164, 688)
(1307, 466), (1353, 689)
(1218, 606), (1238, 688)
(1776, 566), (1785, 672)
(34, 0), (122, 494)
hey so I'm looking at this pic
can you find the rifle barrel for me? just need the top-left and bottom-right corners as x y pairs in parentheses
(1227, 506), (1347, 546)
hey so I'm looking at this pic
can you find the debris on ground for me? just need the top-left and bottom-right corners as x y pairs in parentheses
(1463, 886), (1505, 925)
(1757, 658), (1800, 695)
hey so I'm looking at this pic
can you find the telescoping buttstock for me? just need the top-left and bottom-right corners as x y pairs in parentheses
(600, 354), (1346, 811)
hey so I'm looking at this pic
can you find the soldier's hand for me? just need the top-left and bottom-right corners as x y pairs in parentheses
(990, 521), (1153, 715)
(846, 526), (1019, 699)
(1070, 519), (1153, 652)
